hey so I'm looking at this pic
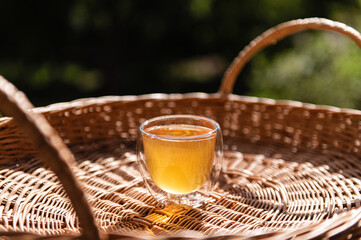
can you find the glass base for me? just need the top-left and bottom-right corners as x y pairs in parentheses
(155, 191), (214, 207)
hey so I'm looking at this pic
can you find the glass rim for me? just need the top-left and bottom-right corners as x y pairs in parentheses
(139, 114), (220, 141)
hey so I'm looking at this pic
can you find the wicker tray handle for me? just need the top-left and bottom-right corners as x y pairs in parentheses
(0, 76), (102, 240)
(219, 17), (361, 94)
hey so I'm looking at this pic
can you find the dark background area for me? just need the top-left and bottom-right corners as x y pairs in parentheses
(0, 0), (360, 109)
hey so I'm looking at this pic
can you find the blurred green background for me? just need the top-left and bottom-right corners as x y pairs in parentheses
(0, 0), (360, 109)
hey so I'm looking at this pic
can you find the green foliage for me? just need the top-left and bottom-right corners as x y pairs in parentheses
(249, 26), (361, 109)
(190, 0), (214, 19)
(0, 0), (360, 109)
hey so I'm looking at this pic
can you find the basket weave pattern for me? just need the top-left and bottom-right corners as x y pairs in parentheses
(0, 18), (360, 239)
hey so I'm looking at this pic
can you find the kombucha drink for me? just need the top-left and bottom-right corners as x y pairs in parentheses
(143, 124), (216, 194)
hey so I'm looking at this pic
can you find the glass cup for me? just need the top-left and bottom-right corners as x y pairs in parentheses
(137, 115), (223, 206)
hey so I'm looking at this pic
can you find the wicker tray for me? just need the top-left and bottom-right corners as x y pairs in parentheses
(0, 18), (360, 240)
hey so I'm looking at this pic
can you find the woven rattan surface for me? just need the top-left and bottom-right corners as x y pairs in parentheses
(0, 18), (360, 240)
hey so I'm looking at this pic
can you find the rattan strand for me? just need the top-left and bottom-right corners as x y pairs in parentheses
(0, 18), (360, 239)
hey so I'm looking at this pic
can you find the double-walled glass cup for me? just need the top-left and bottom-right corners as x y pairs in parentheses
(137, 115), (223, 206)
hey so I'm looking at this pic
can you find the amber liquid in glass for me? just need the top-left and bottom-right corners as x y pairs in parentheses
(143, 125), (216, 194)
